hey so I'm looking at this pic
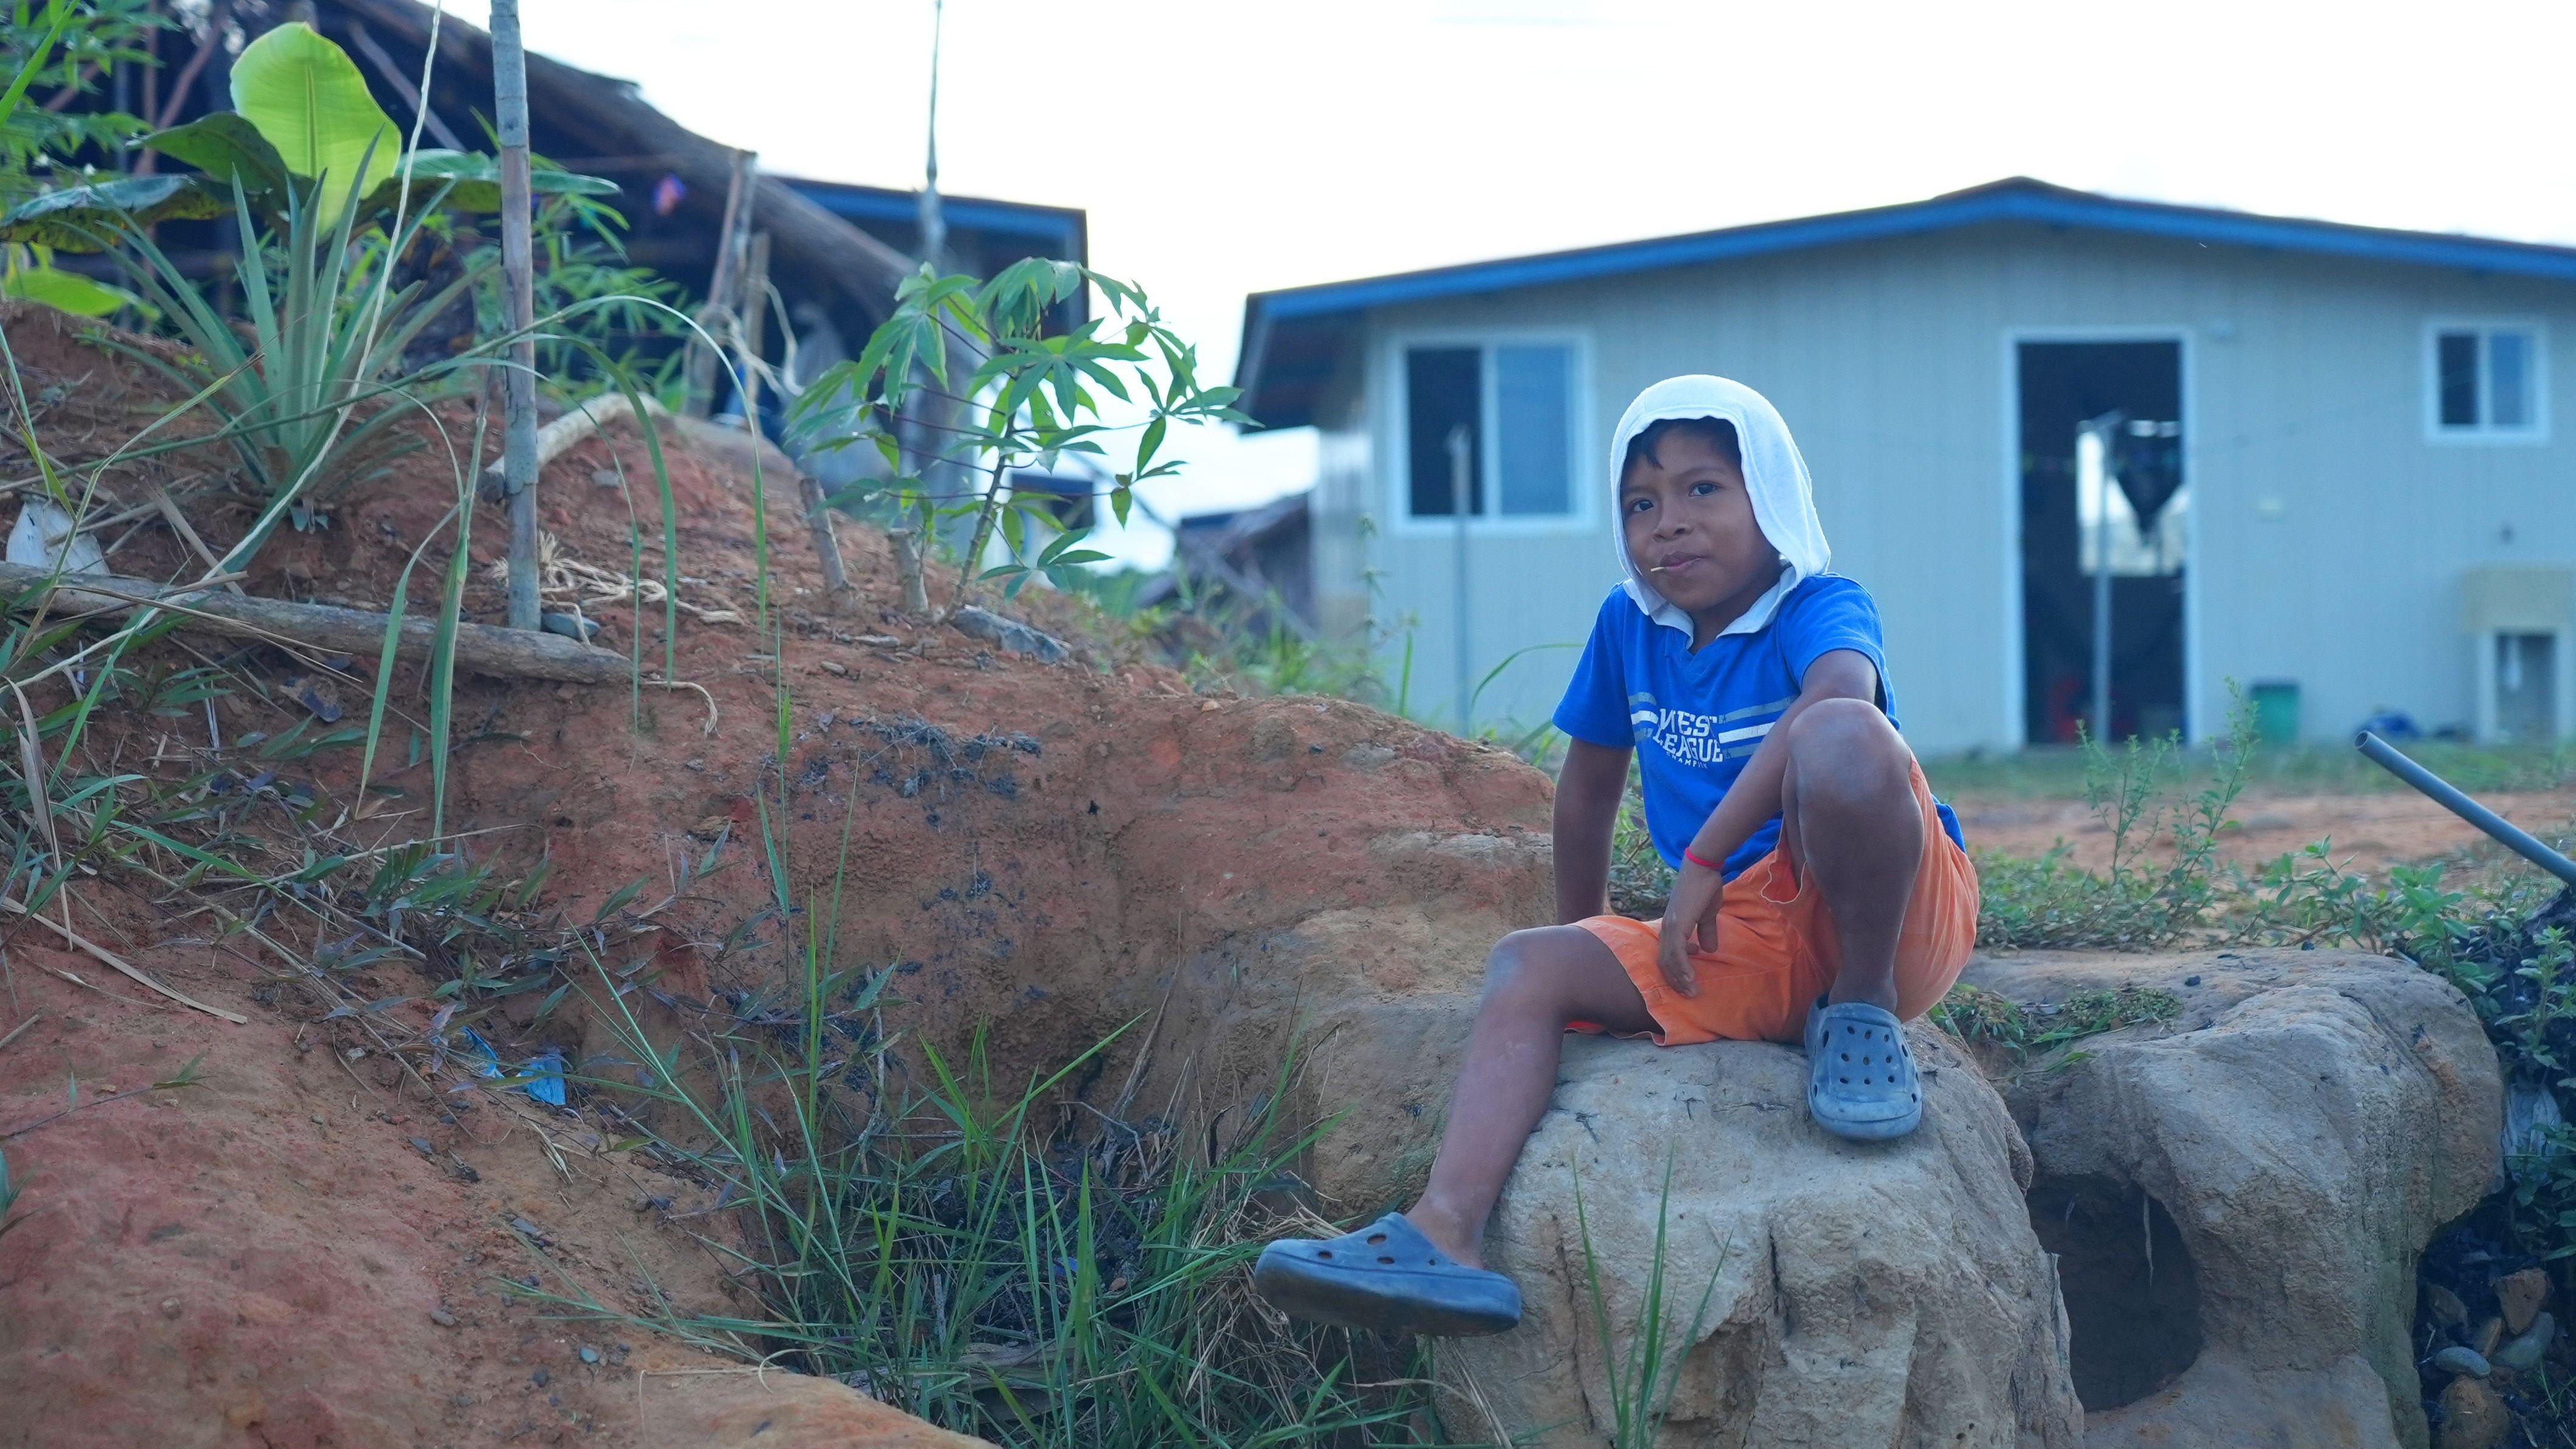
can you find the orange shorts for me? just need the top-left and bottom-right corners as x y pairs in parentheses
(1575, 761), (1978, 1046)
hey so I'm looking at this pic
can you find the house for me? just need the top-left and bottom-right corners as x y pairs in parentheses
(1233, 177), (2576, 751)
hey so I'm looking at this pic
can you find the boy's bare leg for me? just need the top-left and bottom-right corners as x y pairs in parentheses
(1778, 697), (1924, 1012)
(1402, 925), (1655, 1269)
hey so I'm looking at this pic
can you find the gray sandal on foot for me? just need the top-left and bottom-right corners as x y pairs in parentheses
(1806, 996), (1923, 1141)
(1253, 1212), (1522, 1337)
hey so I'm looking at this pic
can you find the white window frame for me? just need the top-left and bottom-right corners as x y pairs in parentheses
(2424, 318), (2549, 445)
(1379, 328), (1595, 537)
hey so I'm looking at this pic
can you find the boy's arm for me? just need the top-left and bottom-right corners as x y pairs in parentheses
(1552, 738), (1632, 924)
(1654, 649), (1880, 995)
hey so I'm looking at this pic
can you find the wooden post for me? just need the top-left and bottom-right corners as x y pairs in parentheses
(684, 148), (755, 420)
(739, 233), (848, 608)
(734, 231), (771, 419)
(492, 0), (541, 632)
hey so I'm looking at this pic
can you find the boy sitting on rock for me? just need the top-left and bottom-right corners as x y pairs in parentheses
(1255, 375), (1978, 1337)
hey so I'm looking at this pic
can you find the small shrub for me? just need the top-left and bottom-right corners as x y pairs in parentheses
(1929, 982), (2181, 1063)
(1973, 691), (2255, 951)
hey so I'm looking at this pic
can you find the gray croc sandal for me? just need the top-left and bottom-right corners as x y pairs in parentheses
(1805, 996), (1923, 1141)
(1253, 1211), (1522, 1337)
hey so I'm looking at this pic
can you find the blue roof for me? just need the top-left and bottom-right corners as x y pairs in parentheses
(1236, 177), (2576, 428)
(779, 177), (1086, 258)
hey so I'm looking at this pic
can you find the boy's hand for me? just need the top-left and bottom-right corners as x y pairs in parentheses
(1656, 863), (1724, 998)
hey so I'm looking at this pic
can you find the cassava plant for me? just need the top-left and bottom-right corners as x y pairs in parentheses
(786, 259), (1247, 615)
(0, 0), (166, 317)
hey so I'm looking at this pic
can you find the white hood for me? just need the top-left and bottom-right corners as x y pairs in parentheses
(1607, 375), (1830, 641)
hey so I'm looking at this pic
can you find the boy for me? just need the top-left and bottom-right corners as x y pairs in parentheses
(1254, 375), (1977, 1338)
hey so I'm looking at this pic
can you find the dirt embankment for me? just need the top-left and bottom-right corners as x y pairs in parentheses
(0, 304), (1553, 1446)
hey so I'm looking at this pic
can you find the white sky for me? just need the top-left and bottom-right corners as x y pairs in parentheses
(445, 0), (2576, 567)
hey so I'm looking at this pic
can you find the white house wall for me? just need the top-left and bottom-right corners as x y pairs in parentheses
(1332, 224), (2576, 752)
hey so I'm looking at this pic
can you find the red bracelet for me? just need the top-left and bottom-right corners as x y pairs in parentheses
(1683, 846), (1725, 872)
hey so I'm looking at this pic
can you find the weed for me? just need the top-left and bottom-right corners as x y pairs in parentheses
(1929, 982), (2182, 1063)
(1572, 1151), (1727, 1449)
(1973, 689), (2256, 951)
(561, 951), (1461, 1446)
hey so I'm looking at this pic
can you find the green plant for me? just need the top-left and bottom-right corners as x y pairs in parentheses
(1929, 981), (2182, 1063)
(0, 23), (615, 530)
(1571, 1152), (1726, 1448)
(561, 946), (1456, 1446)
(788, 261), (1247, 614)
(1606, 781), (1673, 919)
(1974, 689), (2256, 950)
(467, 193), (686, 400)
(0, 0), (166, 315)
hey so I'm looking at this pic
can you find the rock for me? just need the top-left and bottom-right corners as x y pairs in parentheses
(2492, 1311), (2553, 1372)
(2496, 1267), (2550, 1334)
(2474, 1317), (2504, 1357)
(6, 496), (104, 575)
(2427, 1282), (2470, 1328)
(2436, 1374), (2511, 1449)
(2430, 1345), (2490, 1377)
(1962, 950), (2501, 1449)
(1441, 1029), (2082, 1447)
(540, 611), (603, 643)
(428, 1307), (457, 1327)
(948, 605), (1067, 663)
(632, 1369), (984, 1448)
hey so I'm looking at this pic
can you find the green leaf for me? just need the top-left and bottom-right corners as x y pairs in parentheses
(3, 263), (146, 317)
(356, 150), (620, 218)
(0, 175), (224, 250)
(228, 22), (396, 221)
(142, 113), (293, 200)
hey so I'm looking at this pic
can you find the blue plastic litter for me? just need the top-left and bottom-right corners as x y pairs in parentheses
(458, 1027), (504, 1079)
(457, 1027), (567, 1106)
(523, 1047), (568, 1107)
(2355, 709), (2421, 741)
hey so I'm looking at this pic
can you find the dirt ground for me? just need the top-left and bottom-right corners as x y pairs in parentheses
(0, 302), (1550, 1447)
(1949, 784), (2576, 877)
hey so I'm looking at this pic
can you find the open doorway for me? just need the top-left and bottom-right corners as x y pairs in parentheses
(2018, 340), (2188, 744)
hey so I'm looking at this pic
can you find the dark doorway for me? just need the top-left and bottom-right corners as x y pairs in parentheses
(2019, 341), (2188, 744)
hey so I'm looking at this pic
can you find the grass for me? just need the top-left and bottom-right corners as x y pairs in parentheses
(560, 948), (1469, 1447)
(1927, 736), (2576, 803)
(1930, 982), (2182, 1063)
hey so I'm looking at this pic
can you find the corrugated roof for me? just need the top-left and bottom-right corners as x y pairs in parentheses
(1235, 177), (2576, 428)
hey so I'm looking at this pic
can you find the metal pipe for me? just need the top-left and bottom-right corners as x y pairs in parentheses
(2354, 731), (2576, 888)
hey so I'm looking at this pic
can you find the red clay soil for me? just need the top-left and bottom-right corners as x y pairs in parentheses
(0, 304), (1552, 1445)
(1953, 787), (2576, 877)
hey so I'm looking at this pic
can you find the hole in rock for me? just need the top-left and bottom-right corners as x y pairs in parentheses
(2026, 1173), (2202, 1409)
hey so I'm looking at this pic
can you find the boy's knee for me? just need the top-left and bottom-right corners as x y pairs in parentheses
(1479, 928), (1566, 1011)
(1786, 698), (1912, 798)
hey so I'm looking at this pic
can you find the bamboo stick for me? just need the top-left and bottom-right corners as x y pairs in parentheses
(492, 0), (541, 633)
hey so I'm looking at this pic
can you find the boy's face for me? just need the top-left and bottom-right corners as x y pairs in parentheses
(1619, 428), (1781, 631)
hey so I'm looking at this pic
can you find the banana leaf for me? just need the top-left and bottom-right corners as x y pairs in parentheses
(357, 150), (620, 218)
(228, 22), (396, 225)
(142, 113), (293, 201)
(0, 174), (224, 250)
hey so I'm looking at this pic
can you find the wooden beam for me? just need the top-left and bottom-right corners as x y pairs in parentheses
(0, 563), (633, 684)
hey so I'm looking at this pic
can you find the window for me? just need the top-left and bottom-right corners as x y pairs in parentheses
(1402, 340), (1578, 519)
(2430, 323), (2544, 439)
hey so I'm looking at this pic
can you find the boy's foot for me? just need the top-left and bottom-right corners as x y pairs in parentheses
(1253, 1211), (1522, 1337)
(1804, 996), (1923, 1141)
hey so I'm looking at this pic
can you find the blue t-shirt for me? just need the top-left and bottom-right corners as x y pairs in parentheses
(1552, 574), (1965, 879)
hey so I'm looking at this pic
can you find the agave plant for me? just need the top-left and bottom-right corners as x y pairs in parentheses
(0, 22), (612, 537)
